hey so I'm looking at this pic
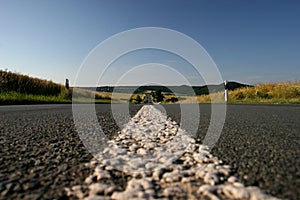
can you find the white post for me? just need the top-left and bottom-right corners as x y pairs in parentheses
(224, 80), (228, 102)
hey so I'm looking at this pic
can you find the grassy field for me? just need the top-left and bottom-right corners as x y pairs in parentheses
(0, 70), (111, 105)
(196, 82), (300, 104)
(1, 70), (299, 104)
(0, 70), (63, 95)
(0, 91), (70, 105)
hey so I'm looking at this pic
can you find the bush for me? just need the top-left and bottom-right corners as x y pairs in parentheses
(129, 94), (143, 104)
(135, 95), (143, 103)
(151, 89), (164, 102)
(166, 97), (178, 103)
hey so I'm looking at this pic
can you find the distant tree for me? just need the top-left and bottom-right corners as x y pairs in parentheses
(166, 97), (178, 103)
(135, 95), (143, 104)
(129, 96), (134, 103)
(151, 89), (164, 102)
(129, 94), (143, 104)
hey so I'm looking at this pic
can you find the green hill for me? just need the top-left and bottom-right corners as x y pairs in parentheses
(91, 81), (251, 96)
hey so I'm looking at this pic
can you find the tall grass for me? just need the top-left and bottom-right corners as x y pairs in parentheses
(2, 70), (298, 105)
(0, 91), (69, 105)
(0, 70), (64, 96)
(197, 82), (300, 104)
(0, 70), (111, 104)
(71, 88), (111, 103)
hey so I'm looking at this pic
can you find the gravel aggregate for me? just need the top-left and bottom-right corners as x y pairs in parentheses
(0, 104), (299, 199)
(0, 104), (140, 200)
(66, 105), (277, 200)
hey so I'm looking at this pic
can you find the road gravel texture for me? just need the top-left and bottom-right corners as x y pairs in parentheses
(0, 104), (299, 199)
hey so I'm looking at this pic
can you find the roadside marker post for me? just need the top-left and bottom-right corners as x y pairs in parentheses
(224, 80), (228, 102)
(65, 79), (70, 95)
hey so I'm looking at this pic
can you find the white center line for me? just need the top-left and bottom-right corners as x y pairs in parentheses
(66, 105), (278, 200)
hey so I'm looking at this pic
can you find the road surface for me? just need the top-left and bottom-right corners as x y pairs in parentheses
(0, 104), (299, 199)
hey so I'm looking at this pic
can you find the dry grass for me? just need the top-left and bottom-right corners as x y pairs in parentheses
(196, 82), (300, 104)
(0, 70), (112, 104)
(2, 69), (298, 105)
(0, 69), (63, 96)
(110, 92), (132, 103)
(196, 92), (224, 103)
(72, 88), (111, 99)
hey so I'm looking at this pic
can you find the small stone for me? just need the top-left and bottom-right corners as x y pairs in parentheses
(105, 186), (116, 195)
(136, 148), (147, 155)
(34, 159), (41, 166)
(181, 177), (191, 183)
(126, 179), (143, 191)
(145, 162), (157, 170)
(143, 142), (155, 149)
(193, 153), (205, 163)
(1, 183), (14, 196)
(95, 170), (111, 180)
(204, 173), (219, 185)
(128, 144), (138, 151)
(227, 176), (238, 184)
(89, 183), (109, 195)
(152, 168), (164, 181)
(84, 195), (110, 200)
(85, 175), (97, 184)
(64, 187), (73, 197)
(128, 157), (144, 169)
(199, 145), (210, 151)
(90, 160), (99, 166)
(197, 184), (217, 194)
(111, 191), (135, 200)
(105, 165), (114, 171)
(233, 182), (244, 187)
(71, 185), (85, 199)
(219, 185), (249, 199)
(246, 186), (277, 200)
(163, 171), (181, 183)
(195, 170), (206, 179)
(58, 163), (68, 172)
(139, 178), (153, 190)
(144, 189), (155, 196)
(163, 187), (182, 197)
(217, 167), (230, 176)
(131, 171), (146, 179)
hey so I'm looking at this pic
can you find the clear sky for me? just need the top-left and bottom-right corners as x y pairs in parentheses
(0, 0), (299, 86)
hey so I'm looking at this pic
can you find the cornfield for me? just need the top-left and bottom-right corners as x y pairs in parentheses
(230, 82), (300, 100)
(0, 70), (64, 96)
(197, 82), (300, 104)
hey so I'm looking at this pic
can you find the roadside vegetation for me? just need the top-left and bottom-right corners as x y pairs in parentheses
(128, 82), (300, 104)
(197, 82), (300, 104)
(0, 70), (111, 105)
(1, 70), (299, 105)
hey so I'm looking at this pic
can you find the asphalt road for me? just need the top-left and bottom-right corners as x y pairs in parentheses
(0, 104), (299, 199)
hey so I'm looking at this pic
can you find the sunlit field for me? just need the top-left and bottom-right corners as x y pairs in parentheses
(1, 70), (299, 104)
(196, 82), (300, 104)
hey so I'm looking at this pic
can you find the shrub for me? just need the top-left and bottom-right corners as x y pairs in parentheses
(166, 97), (178, 103)
(151, 89), (164, 102)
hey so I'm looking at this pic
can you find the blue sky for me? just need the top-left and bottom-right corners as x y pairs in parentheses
(0, 0), (299, 86)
